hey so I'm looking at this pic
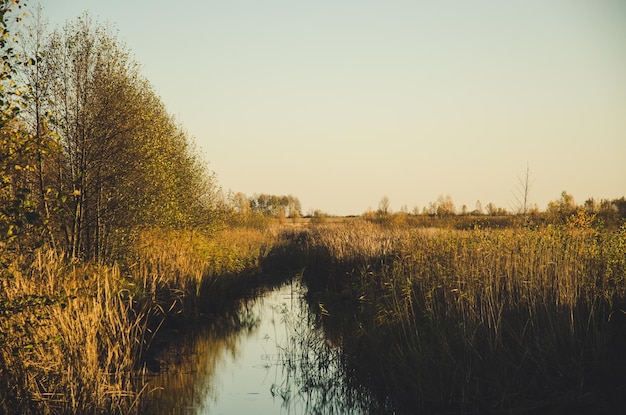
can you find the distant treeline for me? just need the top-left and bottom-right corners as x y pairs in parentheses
(228, 192), (302, 218)
(364, 192), (626, 229)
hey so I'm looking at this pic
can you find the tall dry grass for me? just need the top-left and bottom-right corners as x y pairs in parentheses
(0, 250), (146, 414)
(0, 226), (280, 414)
(135, 227), (278, 315)
(297, 220), (626, 412)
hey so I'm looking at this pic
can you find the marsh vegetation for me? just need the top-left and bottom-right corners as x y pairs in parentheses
(294, 219), (626, 413)
(2, 3), (626, 414)
(0, 227), (284, 414)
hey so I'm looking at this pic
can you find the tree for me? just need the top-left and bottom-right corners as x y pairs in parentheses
(41, 15), (158, 259)
(0, 0), (46, 250)
(16, 6), (62, 250)
(248, 193), (301, 218)
(426, 202), (436, 216)
(232, 192), (250, 216)
(512, 163), (532, 218)
(614, 197), (626, 219)
(378, 196), (390, 216)
(473, 200), (483, 215)
(546, 191), (577, 224)
(435, 194), (455, 217)
(17, 13), (219, 261)
(584, 198), (598, 214)
(2, 9), (223, 262)
(285, 195), (301, 218)
(0, 1), (25, 108)
(310, 209), (327, 224)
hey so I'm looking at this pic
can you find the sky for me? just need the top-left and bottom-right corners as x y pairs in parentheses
(34, 0), (625, 216)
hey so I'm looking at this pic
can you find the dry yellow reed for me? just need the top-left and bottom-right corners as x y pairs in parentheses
(0, 226), (280, 413)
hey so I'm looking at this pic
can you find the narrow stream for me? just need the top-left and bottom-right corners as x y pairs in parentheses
(142, 278), (374, 414)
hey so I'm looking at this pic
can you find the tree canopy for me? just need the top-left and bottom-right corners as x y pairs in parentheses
(2, 9), (220, 261)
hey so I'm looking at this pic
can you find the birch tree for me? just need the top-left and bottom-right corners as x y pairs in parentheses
(36, 14), (218, 260)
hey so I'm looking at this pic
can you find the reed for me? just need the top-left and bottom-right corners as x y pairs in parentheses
(140, 303), (259, 413)
(0, 250), (146, 414)
(296, 221), (626, 412)
(134, 227), (279, 315)
(0, 226), (281, 414)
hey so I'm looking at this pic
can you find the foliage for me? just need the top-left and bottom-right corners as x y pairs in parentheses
(3, 2), (625, 413)
(435, 194), (456, 216)
(310, 209), (329, 224)
(1, 12), (221, 262)
(362, 191), (625, 231)
(0, 6), (246, 413)
(0, 0), (43, 251)
(0, 120), (51, 249)
(248, 193), (301, 218)
(546, 190), (577, 224)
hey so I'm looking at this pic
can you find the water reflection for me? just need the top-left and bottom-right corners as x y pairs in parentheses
(142, 278), (376, 415)
(141, 301), (260, 414)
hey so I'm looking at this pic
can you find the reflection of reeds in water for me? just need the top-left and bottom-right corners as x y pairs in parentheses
(268, 279), (391, 414)
(140, 303), (260, 415)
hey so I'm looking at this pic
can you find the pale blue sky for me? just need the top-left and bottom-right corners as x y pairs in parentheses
(36, 1), (625, 215)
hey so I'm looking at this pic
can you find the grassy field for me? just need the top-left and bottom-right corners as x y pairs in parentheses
(2, 215), (625, 413)
(0, 227), (283, 414)
(294, 219), (626, 413)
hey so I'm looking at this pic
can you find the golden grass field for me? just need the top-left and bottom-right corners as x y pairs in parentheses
(0, 227), (279, 414)
(295, 219), (626, 412)
(2, 214), (625, 413)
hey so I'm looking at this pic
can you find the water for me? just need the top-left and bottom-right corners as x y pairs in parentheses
(143, 279), (372, 415)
